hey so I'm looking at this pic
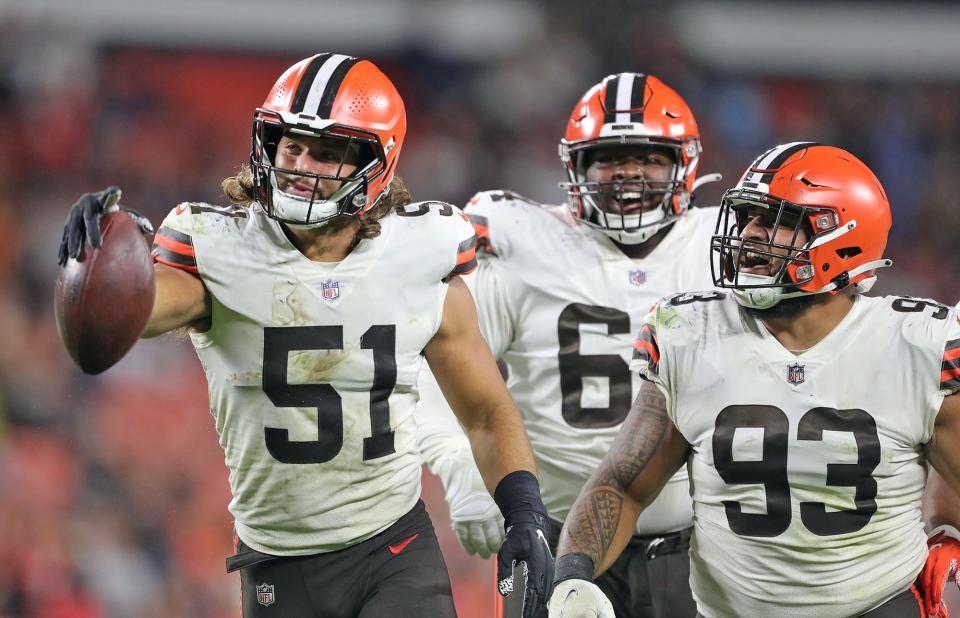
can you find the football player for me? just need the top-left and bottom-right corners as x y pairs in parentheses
(549, 143), (960, 617)
(416, 73), (720, 617)
(56, 53), (553, 618)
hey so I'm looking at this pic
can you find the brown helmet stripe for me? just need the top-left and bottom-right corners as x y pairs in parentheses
(741, 142), (820, 188)
(602, 73), (649, 125)
(290, 53), (360, 117)
(290, 53), (332, 113)
(316, 57), (360, 118)
(629, 74), (648, 122)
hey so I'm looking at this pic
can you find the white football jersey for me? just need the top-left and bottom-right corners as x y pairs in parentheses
(459, 190), (718, 532)
(152, 200), (477, 555)
(633, 292), (960, 617)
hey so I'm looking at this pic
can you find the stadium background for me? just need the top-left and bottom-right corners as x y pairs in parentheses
(1, 1), (959, 615)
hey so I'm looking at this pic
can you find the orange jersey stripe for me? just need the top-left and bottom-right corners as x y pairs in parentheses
(154, 256), (199, 276)
(635, 338), (660, 365)
(944, 347), (960, 362)
(456, 247), (477, 265)
(942, 367), (960, 383)
(154, 232), (196, 257)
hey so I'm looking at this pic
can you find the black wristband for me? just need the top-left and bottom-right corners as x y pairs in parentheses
(554, 552), (595, 584)
(493, 470), (547, 526)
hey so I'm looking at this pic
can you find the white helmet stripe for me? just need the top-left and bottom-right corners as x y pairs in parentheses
(755, 141), (810, 170)
(615, 73), (636, 124)
(740, 141), (818, 188)
(302, 53), (352, 117)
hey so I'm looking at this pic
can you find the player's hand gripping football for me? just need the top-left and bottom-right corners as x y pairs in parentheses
(497, 508), (554, 618)
(917, 525), (960, 617)
(58, 186), (154, 265)
(547, 579), (615, 618)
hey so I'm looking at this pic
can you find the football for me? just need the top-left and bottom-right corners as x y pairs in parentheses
(54, 210), (156, 374)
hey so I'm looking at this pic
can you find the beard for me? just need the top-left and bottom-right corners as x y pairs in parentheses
(743, 292), (818, 320)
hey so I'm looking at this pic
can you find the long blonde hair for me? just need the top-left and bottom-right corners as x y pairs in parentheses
(220, 164), (412, 240)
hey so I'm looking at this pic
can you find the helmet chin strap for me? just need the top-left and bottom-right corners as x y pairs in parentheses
(267, 167), (365, 227)
(731, 259), (893, 310)
(607, 174), (721, 246)
(271, 188), (339, 229)
(598, 207), (667, 245)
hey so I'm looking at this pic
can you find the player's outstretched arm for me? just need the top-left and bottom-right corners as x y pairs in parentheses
(548, 380), (688, 617)
(918, 392), (960, 617)
(140, 263), (211, 338)
(57, 186), (211, 341)
(424, 276), (551, 617)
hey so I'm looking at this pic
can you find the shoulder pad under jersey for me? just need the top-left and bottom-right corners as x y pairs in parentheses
(393, 200), (478, 281)
(887, 296), (960, 394)
(462, 189), (544, 258)
(152, 202), (249, 275)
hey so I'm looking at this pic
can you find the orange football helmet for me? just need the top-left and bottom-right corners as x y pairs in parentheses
(251, 53), (406, 226)
(559, 73), (703, 244)
(711, 142), (893, 309)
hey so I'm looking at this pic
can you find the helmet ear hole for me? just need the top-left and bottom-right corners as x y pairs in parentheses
(836, 246), (863, 260)
(262, 124), (284, 163)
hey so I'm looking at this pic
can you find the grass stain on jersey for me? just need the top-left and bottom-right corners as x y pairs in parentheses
(653, 303), (683, 331)
(288, 349), (349, 384)
(226, 371), (264, 385)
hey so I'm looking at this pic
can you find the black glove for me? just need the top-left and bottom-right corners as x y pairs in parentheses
(494, 471), (555, 618)
(57, 186), (154, 266)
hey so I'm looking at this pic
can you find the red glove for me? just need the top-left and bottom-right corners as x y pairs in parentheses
(918, 525), (960, 617)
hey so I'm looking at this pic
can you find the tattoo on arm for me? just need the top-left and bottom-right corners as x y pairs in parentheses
(561, 382), (670, 570)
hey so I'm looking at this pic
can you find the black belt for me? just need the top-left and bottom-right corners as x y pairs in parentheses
(226, 539), (278, 573)
(547, 518), (692, 561)
(631, 527), (693, 560)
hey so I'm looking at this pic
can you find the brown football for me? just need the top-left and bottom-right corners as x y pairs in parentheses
(54, 210), (156, 374)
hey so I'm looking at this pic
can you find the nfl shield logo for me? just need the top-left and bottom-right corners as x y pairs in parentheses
(787, 363), (805, 385)
(629, 270), (647, 286)
(256, 583), (275, 607)
(321, 279), (340, 301)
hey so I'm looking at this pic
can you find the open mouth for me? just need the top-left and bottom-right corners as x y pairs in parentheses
(609, 188), (663, 213)
(619, 190), (644, 212)
(737, 248), (774, 275)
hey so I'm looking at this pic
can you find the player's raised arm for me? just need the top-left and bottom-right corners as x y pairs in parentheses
(424, 276), (552, 617)
(548, 379), (689, 617)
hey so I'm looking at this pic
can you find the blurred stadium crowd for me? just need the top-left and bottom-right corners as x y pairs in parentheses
(1, 5), (958, 617)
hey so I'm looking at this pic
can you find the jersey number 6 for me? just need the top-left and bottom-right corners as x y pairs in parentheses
(262, 325), (397, 464)
(557, 303), (633, 428)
